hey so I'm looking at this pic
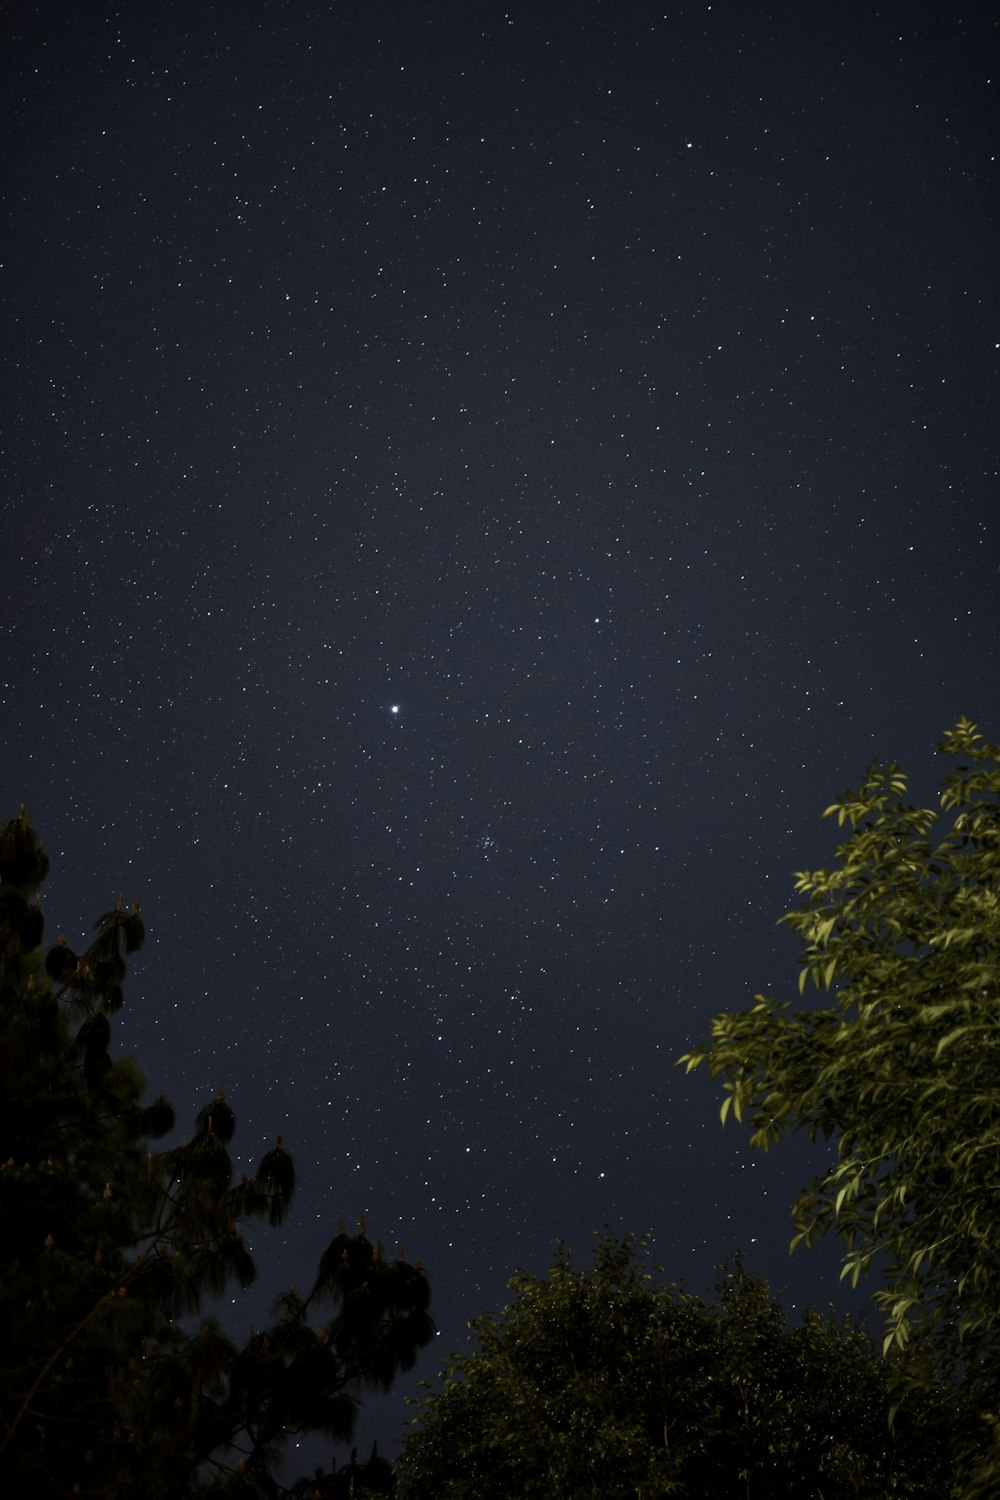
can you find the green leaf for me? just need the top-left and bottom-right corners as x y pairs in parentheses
(934, 1026), (971, 1059)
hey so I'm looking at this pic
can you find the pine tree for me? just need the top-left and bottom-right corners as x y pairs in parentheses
(0, 809), (432, 1497)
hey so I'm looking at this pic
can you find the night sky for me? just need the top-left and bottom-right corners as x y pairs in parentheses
(3, 0), (998, 1466)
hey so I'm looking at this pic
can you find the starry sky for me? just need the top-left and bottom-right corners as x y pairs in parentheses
(2, 0), (998, 1466)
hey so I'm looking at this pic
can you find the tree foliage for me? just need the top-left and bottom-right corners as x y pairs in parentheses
(0, 809), (433, 1497)
(680, 718), (1000, 1490)
(396, 1232), (954, 1500)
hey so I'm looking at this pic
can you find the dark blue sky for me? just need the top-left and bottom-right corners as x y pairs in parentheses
(3, 0), (997, 1468)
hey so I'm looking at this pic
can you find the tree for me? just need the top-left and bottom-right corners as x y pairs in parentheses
(679, 717), (1000, 1491)
(0, 809), (434, 1497)
(292, 1442), (396, 1497)
(395, 1232), (954, 1499)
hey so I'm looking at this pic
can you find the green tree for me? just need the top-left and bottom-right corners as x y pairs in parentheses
(679, 717), (1000, 1491)
(395, 1232), (954, 1500)
(0, 809), (433, 1497)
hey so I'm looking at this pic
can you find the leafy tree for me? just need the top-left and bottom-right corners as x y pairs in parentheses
(395, 1232), (954, 1499)
(679, 717), (1000, 1491)
(0, 809), (433, 1497)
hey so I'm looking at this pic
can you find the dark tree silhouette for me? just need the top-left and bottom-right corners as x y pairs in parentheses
(0, 809), (433, 1497)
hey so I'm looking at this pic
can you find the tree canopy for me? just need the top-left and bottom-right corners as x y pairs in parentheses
(395, 1232), (954, 1499)
(0, 809), (433, 1497)
(680, 717), (1000, 1489)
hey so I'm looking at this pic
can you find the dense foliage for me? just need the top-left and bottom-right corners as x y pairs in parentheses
(0, 809), (433, 1497)
(396, 1233), (955, 1499)
(680, 717), (1000, 1491)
